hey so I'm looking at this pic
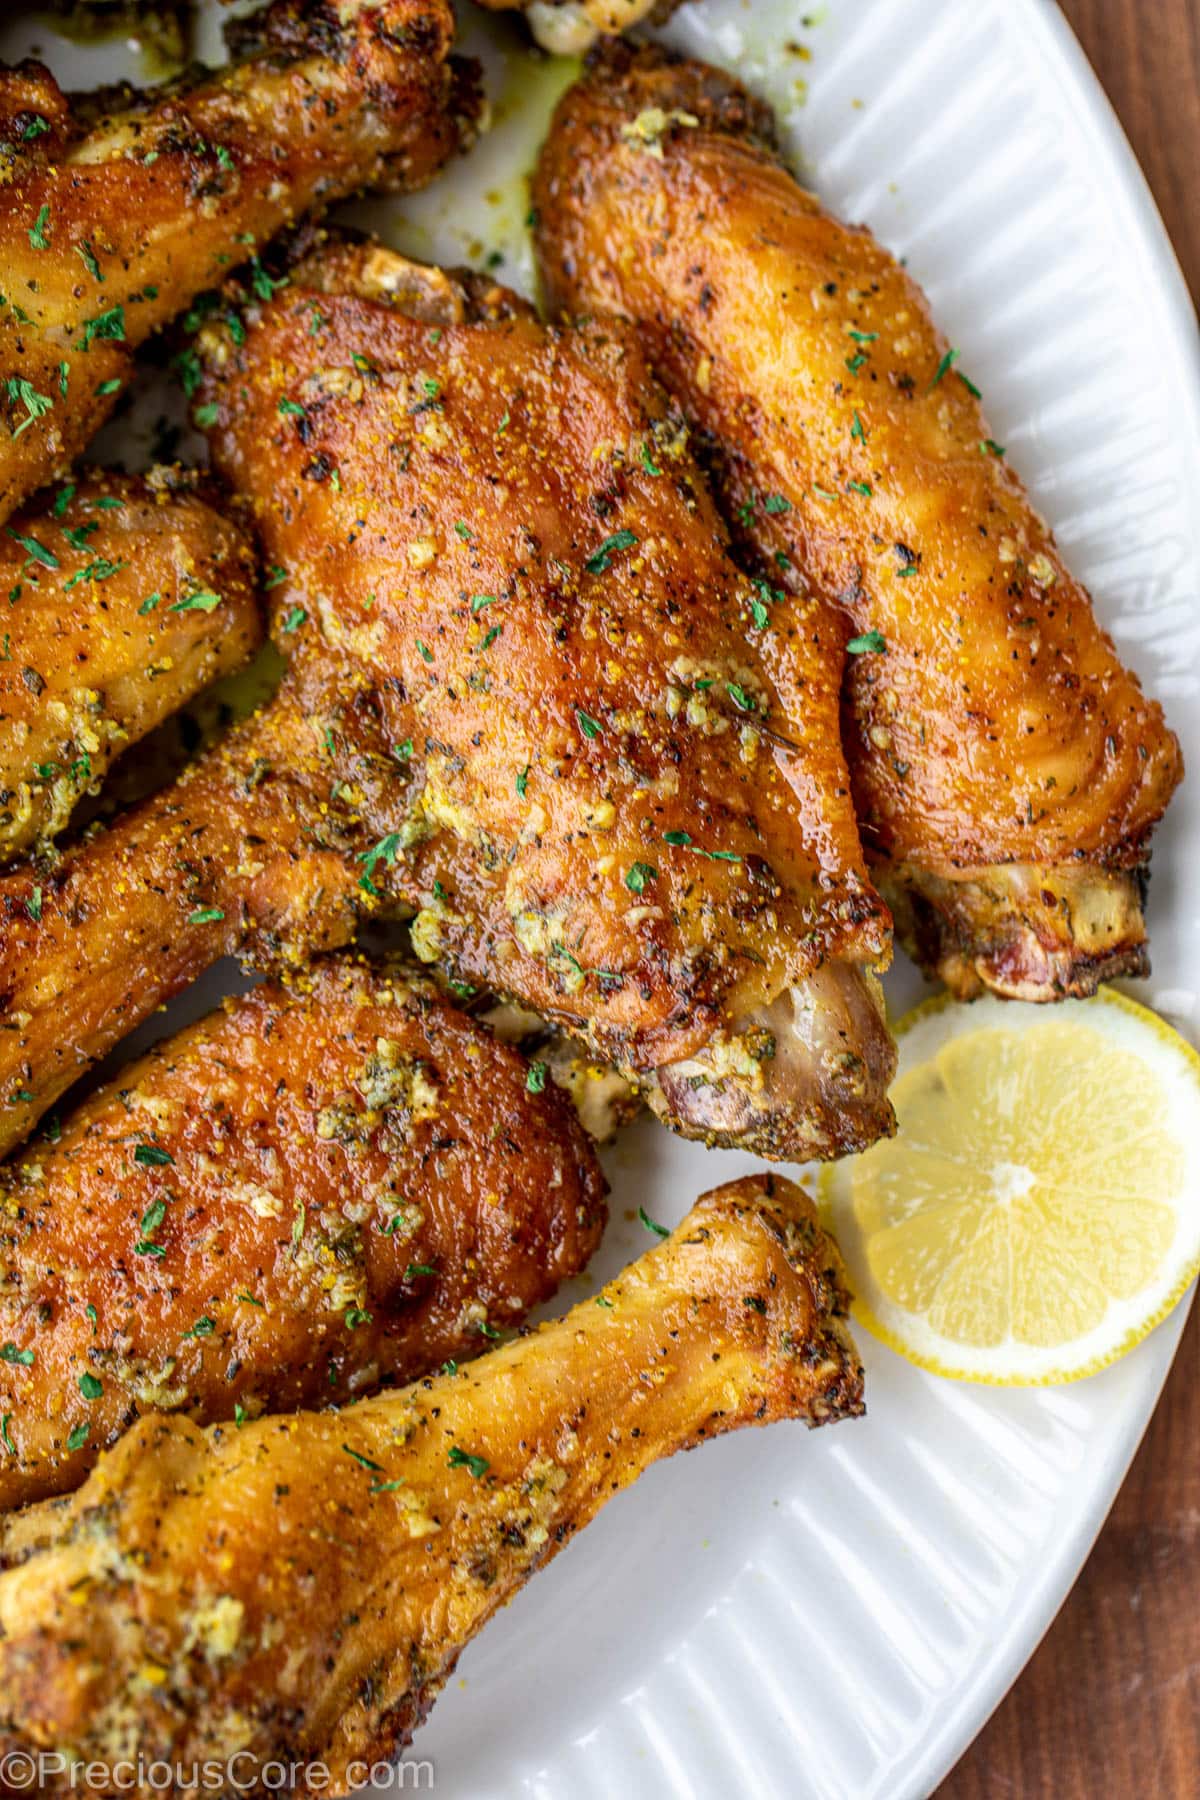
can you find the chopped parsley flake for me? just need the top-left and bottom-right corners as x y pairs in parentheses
(66, 1422), (90, 1452)
(64, 557), (126, 589)
(27, 204), (50, 250)
(625, 862), (658, 895)
(576, 708), (603, 740)
(133, 1143), (174, 1168)
(0, 1343), (34, 1367)
(78, 1372), (103, 1400)
(170, 589), (221, 613)
(247, 259), (287, 302)
(188, 907), (225, 924)
(280, 605), (307, 633)
(6, 527), (57, 568)
(76, 240), (103, 282)
(525, 1061), (547, 1094)
(357, 831), (402, 896)
(585, 530), (638, 574)
(81, 304), (125, 349)
(343, 1445), (384, 1473)
(847, 631), (887, 655)
(448, 1445), (490, 1479)
(663, 829), (741, 864)
(5, 377), (53, 438)
(930, 348), (958, 388)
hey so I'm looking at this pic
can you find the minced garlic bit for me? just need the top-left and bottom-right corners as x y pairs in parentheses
(619, 106), (700, 159)
(407, 535), (438, 569)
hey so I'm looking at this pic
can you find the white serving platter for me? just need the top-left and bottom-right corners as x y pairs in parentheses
(3, 2), (1198, 1795)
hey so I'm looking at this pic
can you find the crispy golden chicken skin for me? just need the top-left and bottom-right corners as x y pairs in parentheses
(533, 45), (1184, 1000)
(0, 240), (895, 1163)
(0, 1174), (860, 1796)
(0, 954), (605, 1511)
(0, 0), (478, 524)
(0, 469), (259, 860)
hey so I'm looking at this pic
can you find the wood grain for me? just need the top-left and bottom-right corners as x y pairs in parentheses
(938, 3), (1200, 1795)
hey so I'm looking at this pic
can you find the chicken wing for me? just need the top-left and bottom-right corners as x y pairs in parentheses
(0, 240), (894, 1163)
(0, 469), (259, 860)
(0, 1173), (860, 1796)
(533, 45), (1184, 1001)
(0, 954), (604, 1510)
(0, 0), (477, 524)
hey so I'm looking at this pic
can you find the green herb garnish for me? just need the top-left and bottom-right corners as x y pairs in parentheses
(585, 530), (638, 574)
(448, 1445), (490, 1479)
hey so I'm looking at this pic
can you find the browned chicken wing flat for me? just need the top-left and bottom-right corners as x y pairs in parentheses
(0, 239), (895, 1163)
(0, 469), (259, 860)
(0, 0), (478, 524)
(0, 1173), (860, 1797)
(0, 954), (604, 1510)
(533, 44), (1184, 1001)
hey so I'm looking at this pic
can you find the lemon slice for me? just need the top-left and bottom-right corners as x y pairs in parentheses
(820, 988), (1200, 1383)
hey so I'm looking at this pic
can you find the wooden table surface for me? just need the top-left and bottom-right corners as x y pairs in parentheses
(938, 3), (1200, 1796)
